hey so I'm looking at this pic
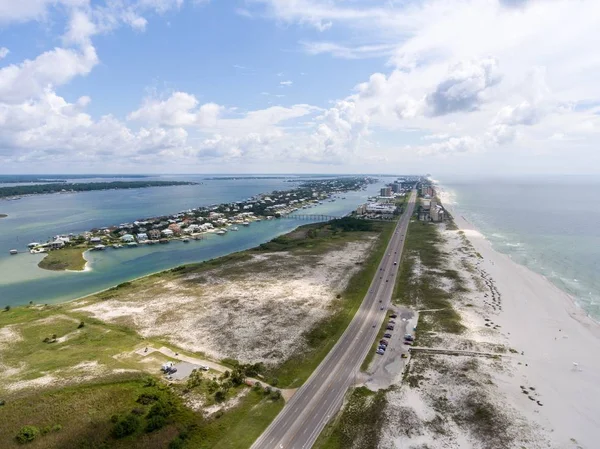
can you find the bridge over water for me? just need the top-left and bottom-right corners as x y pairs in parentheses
(280, 213), (396, 222)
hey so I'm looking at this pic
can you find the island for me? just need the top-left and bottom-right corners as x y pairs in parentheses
(0, 180), (198, 199)
(31, 177), (376, 271)
(0, 214), (7, 219)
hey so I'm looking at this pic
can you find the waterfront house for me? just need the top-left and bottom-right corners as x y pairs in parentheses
(49, 240), (65, 249)
(168, 223), (181, 235)
(90, 237), (102, 244)
(148, 229), (161, 239)
(137, 233), (148, 241)
(121, 234), (135, 242)
(161, 229), (174, 237)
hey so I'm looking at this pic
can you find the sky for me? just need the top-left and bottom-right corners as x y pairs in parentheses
(1, 0), (600, 175)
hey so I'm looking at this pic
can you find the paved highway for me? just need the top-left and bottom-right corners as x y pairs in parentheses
(251, 190), (417, 449)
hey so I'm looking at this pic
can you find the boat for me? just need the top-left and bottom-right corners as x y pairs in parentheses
(182, 238), (190, 243)
(216, 230), (227, 235)
(112, 244), (123, 249)
(230, 227), (239, 231)
(9, 249), (18, 255)
(127, 242), (138, 247)
(242, 222), (250, 226)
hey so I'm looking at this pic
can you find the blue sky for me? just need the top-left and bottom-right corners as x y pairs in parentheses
(1, 0), (600, 174)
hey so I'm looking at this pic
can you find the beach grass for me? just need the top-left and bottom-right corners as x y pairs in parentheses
(314, 386), (387, 449)
(37, 247), (87, 271)
(0, 305), (146, 387)
(393, 220), (466, 339)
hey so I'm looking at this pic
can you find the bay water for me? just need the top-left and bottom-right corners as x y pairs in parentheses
(0, 175), (393, 307)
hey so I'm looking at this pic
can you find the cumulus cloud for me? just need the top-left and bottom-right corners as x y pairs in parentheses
(0, 44), (98, 104)
(127, 92), (223, 127)
(0, 47), (9, 59)
(279, 80), (293, 86)
(426, 58), (501, 116)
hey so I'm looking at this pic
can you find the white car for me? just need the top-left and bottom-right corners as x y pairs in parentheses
(199, 365), (209, 371)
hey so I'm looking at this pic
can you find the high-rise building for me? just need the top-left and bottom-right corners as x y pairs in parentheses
(380, 186), (392, 197)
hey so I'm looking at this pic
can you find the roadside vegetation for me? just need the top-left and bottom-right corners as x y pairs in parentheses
(393, 219), (466, 344)
(314, 387), (388, 449)
(37, 247), (87, 271)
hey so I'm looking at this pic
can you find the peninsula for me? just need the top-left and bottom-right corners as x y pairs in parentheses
(30, 177), (375, 271)
(0, 180), (198, 199)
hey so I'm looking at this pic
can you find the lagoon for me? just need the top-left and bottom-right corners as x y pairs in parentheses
(0, 175), (392, 307)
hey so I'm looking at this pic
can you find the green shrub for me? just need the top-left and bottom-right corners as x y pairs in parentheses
(15, 426), (40, 444)
(214, 390), (227, 403)
(145, 415), (166, 433)
(112, 414), (140, 438)
(77, 321), (85, 329)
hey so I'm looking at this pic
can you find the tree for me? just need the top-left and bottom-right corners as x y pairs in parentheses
(214, 390), (227, 403)
(4, 305), (9, 312)
(16, 426), (40, 444)
(77, 321), (85, 329)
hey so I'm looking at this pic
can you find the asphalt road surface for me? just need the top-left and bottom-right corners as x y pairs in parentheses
(251, 190), (417, 449)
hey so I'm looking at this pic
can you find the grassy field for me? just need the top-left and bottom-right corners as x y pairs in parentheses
(314, 387), (387, 449)
(37, 247), (87, 271)
(392, 220), (465, 341)
(264, 220), (396, 387)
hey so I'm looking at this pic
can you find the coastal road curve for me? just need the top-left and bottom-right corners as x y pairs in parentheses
(251, 190), (417, 449)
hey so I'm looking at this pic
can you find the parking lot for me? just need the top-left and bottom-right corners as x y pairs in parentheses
(365, 307), (418, 390)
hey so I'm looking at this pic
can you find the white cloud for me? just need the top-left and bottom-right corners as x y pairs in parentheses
(0, 44), (98, 104)
(127, 92), (223, 127)
(0, 47), (9, 59)
(426, 58), (501, 116)
(279, 80), (293, 86)
(301, 41), (396, 59)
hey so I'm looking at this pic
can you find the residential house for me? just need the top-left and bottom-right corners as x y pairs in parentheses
(121, 234), (135, 242)
(137, 233), (148, 241)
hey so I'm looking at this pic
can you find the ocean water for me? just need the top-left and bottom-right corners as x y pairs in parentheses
(440, 175), (600, 320)
(0, 175), (393, 307)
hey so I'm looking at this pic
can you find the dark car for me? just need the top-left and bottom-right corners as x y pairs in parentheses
(384, 333), (392, 338)
(389, 320), (396, 325)
(380, 306), (385, 310)
(376, 349), (385, 355)
(390, 314), (398, 318)
(379, 339), (389, 345)
(404, 334), (414, 341)
(378, 345), (387, 351)
(386, 325), (394, 331)
(404, 340), (413, 345)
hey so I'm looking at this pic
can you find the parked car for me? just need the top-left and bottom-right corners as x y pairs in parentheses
(389, 320), (396, 325)
(404, 334), (414, 341)
(199, 365), (209, 371)
(386, 325), (394, 330)
(380, 307), (385, 310)
(393, 262), (397, 265)
(384, 333), (392, 338)
(401, 353), (408, 359)
(378, 345), (387, 351)
(390, 313), (398, 318)
(376, 349), (385, 355)
(404, 341), (413, 346)
(379, 339), (389, 346)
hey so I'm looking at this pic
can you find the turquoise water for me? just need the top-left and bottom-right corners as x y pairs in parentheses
(440, 175), (600, 320)
(0, 176), (391, 307)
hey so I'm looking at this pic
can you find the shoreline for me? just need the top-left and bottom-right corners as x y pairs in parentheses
(442, 199), (600, 448)
(439, 188), (600, 329)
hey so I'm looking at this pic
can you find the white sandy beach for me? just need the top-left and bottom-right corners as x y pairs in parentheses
(452, 210), (600, 448)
